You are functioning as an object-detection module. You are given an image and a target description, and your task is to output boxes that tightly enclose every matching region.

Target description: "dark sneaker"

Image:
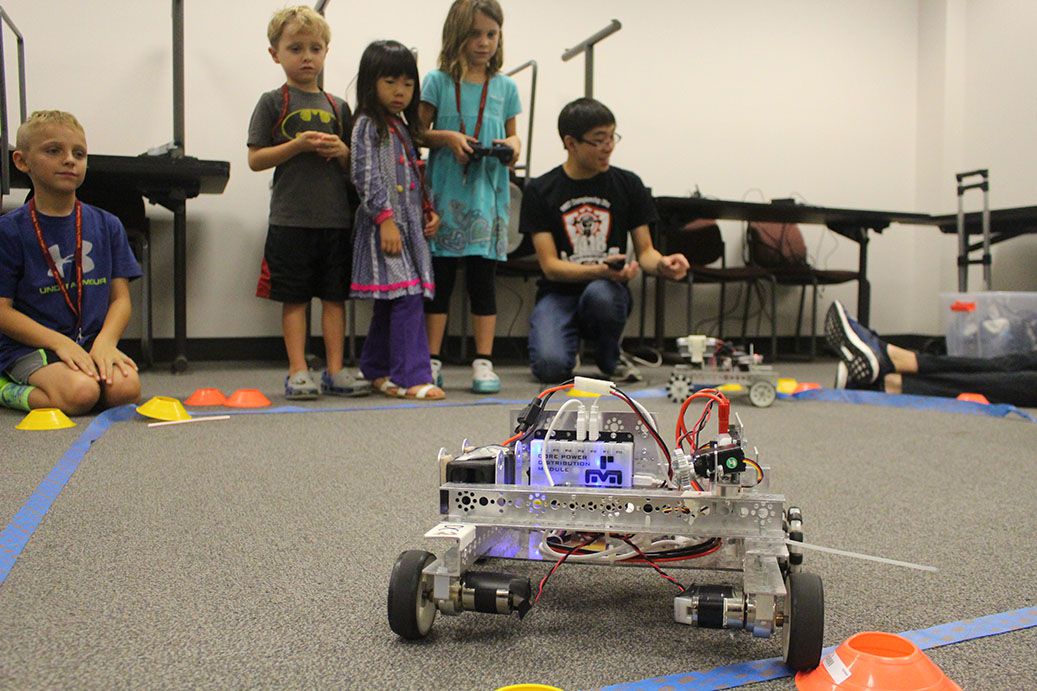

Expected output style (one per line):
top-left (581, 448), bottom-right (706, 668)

top-left (834, 361), bottom-right (882, 391)
top-left (321, 369), bottom-right (372, 397)
top-left (824, 301), bottom-right (893, 384)
top-left (285, 370), bottom-right (320, 400)
top-left (609, 354), bottom-right (644, 383)
top-left (430, 358), bottom-right (444, 388)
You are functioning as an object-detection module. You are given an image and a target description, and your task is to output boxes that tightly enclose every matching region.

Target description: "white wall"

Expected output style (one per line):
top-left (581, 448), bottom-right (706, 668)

top-left (1, 0), bottom-right (1033, 344)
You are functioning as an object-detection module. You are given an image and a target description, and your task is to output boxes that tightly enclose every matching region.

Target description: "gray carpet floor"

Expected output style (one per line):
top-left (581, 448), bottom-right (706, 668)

top-left (0, 360), bottom-right (1034, 690)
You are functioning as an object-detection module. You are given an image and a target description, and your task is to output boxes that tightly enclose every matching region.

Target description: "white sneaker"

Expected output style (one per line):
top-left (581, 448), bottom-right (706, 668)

top-left (471, 358), bottom-right (500, 394)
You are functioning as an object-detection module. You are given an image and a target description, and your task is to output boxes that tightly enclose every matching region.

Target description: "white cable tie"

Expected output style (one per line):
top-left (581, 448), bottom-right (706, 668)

top-left (786, 539), bottom-right (938, 572)
top-left (147, 415), bottom-right (230, 428)
top-left (572, 376), bottom-right (612, 396)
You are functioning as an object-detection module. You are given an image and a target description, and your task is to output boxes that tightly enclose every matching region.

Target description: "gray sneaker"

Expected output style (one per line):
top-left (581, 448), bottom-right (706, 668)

top-left (285, 370), bottom-right (320, 400)
top-left (609, 354), bottom-right (644, 383)
top-left (321, 369), bottom-right (372, 397)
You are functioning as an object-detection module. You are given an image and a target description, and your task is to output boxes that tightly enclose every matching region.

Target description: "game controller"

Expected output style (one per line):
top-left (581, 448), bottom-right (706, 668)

top-left (605, 257), bottom-right (625, 270)
top-left (469, 143), bottom-right (514, 164)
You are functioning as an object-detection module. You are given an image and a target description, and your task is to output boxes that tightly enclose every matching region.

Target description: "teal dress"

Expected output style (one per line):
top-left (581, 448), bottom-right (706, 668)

top-left (421, 70), bottom-right (521, 260)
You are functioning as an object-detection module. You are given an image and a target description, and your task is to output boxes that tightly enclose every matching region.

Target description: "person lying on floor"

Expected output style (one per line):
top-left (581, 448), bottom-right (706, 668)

top-left (825, 300), bottom-right (1037, 408)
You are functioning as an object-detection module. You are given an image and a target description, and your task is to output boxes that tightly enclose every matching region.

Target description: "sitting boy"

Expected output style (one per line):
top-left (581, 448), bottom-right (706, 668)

top-left (519, 98), bottom-right (689, 383)
top-left (0, 110), bottom-right (143, 415)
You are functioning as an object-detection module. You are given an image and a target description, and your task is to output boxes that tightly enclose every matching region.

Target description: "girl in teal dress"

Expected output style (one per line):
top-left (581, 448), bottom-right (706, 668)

top-left (420, 0), bottom-right (521, 394)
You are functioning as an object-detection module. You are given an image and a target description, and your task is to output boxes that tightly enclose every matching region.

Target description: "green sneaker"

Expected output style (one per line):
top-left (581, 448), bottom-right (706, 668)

top-left (471, 358), bottom-right (500, 394)
top-left (0, 374), bottom-right (34, 411)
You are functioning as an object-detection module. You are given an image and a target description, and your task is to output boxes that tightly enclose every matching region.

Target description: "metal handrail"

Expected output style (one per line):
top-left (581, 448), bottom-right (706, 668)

top-left (0, 4), bottom-right (28, 198)
top-left (561, 19), bottom-right (621, 98)
top-left (505, 60), bottom-right (536, 179)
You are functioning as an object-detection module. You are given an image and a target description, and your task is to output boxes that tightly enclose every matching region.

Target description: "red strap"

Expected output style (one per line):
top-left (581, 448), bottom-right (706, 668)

top-left (29, 198), bottom-right (84, 340)
top-left (272, 83), bottom-right (342, 140)
top-left (454, 78), bottom-right (489, 140)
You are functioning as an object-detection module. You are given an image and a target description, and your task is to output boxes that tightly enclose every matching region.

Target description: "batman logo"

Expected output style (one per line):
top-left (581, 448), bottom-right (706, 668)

top-left (280, 108), bottom-right (339, 139)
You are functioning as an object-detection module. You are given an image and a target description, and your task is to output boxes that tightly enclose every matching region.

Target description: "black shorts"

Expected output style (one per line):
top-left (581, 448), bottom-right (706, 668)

top-left (256, 224), bottom-right (351, 302)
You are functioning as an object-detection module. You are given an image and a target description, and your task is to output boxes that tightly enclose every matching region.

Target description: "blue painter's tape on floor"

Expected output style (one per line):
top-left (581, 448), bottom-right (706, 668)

top-left (792, 387), bottom-right (1036, 422)
top-left (601, 606), bottom-right (1037, 690)
top-left (0, 404), bottom-right (138, 587)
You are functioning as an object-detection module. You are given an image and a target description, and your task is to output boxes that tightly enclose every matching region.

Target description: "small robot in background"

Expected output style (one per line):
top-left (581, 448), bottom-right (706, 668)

top-left (667, 335), bottom-right (779, 407)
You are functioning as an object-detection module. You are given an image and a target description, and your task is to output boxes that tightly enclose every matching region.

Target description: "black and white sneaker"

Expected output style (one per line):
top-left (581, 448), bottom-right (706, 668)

top-left (824, 301), bottom-right (894, 385)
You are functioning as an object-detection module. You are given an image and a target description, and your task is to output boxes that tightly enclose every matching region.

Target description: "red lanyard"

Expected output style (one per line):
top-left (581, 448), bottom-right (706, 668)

top-left (454, 77), bottom-right (490, 140)
top-left (29, 198), bottom-right (84, 340)
top-left (273, 83), bottom-right (342, 140)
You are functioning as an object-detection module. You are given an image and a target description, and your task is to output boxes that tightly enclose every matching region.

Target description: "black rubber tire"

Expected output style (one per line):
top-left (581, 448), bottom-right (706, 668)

top-left (388, 550), bottom-right (438, 640)
top-left (782, 571), bottom-right (824, 671)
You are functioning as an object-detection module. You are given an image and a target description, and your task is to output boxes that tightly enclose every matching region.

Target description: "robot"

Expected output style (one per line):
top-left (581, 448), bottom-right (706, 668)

top-left (667, 335), bottom-right (780, 407)
top-left (387, 379), bottom-right (824, 673)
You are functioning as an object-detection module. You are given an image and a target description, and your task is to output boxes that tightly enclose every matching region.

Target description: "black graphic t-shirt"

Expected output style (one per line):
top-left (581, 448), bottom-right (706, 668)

top-left (519, 164), bottom-right (658, 295)
top-left (248, 85), bottom-right (354, 228)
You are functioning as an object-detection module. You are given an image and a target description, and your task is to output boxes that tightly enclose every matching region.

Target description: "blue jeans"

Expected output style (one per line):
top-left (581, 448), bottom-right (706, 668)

top-left (528, 280), bottom-right (632, 383)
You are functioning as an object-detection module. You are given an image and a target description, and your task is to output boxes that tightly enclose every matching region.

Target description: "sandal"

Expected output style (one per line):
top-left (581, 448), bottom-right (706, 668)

top-left (373, 377), bottom-right (403, 398)
top-left (402, 383), bottom-right (446, 400)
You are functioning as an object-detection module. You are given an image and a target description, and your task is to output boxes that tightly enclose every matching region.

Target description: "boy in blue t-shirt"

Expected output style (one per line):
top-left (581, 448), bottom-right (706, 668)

top-left (0, 110), bottom-right (143, 415)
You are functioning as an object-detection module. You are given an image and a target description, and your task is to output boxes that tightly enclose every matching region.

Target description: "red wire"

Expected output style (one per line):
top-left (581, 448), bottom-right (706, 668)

top-left (618, 536), bottom-right (684, 590)
top-left (534, 534), bottom-right (597, 604)
top-left (501, 383), bottom-right (575, 446)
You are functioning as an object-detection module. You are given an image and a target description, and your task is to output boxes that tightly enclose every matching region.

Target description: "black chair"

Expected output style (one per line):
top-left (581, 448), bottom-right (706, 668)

top-left (746, 221), bottom-right (859, 358)
top-left (659, 217), bottom-right (777, 358)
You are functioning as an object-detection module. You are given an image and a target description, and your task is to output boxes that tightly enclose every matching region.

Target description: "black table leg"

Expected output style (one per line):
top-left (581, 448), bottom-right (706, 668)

top-left (172, 198), bottom-right (188, 373)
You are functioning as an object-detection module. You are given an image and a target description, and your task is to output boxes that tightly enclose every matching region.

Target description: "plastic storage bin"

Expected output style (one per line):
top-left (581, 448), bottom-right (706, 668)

top-left (941, 292), bottom-right (1037, 357)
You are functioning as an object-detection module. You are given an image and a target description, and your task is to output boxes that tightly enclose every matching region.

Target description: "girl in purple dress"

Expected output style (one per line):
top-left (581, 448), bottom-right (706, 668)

top-left (350, 40), bottom-right (444, 399)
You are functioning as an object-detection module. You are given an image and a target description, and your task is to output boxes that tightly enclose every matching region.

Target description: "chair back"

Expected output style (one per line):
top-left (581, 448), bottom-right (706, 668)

top-left (747, 222), bottom-right (809, 268)
top-left (664, 218), bottom-right (724, 266)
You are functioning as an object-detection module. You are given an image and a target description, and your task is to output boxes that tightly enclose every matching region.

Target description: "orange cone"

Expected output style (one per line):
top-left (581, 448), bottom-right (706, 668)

top-left (223, 388), bottom-right (271, 408)
top-left (956, 392), bottom-right (989, 404)
top-left (185, 388), bottom-right (227, 406)
top-left (796, 631), bottom-right (960, 690)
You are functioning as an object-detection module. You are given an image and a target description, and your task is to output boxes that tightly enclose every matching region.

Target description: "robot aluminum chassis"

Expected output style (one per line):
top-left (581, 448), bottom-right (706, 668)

top-left (667, 335), bottom-right (780, 407)
top-left (388, 386), bottom-right (824, 672)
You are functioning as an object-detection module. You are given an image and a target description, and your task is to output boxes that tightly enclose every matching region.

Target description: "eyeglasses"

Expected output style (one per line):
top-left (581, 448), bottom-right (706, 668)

top-left (578, 133), bottom-right (621, 148)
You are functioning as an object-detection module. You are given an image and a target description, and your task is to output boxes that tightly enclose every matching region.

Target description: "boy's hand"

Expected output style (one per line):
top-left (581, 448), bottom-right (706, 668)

top-left (292, 130), bottom-right (328, 153)
top-left (317, 136), bottom-right (349, 162)
top-left (380, 220), bottom-right (403, 256)
top-left (423, 211), bottom-right (440, 239)
top-left (54, 337), bottom-right (99, 380)
top-left (604, 259), bottom-right (640, 284)
top-left (444, 132), bottom-right (475, 164)
top-left (657, 253), bottom-right (690, 281)
top-left (89, 342), bottom-right (138, 385)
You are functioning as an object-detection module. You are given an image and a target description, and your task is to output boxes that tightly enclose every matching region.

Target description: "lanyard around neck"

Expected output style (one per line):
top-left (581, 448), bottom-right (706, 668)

top-left (29, 198), bottom-right (84, 337)
top-left (454, 77), bottom-right (490, 140)
top-left (274, 83), bottom-right (342, 139)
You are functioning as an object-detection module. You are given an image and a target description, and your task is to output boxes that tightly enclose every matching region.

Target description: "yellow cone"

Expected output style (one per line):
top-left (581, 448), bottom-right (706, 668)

top-left (136, 396), bottom-right (192, 422)
top-left (17, 408), bottom-right (76, 430)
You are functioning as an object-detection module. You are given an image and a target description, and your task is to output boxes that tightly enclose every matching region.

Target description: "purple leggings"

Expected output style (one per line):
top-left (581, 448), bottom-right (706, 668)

top-left (359, 294), bottom-right (433, 388)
